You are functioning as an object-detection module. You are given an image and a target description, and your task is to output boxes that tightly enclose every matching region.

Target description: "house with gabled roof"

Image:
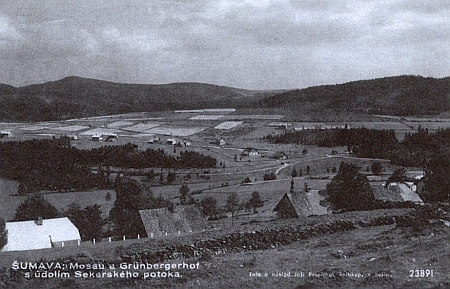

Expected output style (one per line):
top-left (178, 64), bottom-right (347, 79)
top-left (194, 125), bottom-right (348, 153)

top-left (1, 217), bottom-right (81, 252)
top-left (372, 182), bottom-right (423, 204)
top-left (273, 181), bottom-right (329, 219)
top-left (0, 131), bottom-right (12, 138)
top-left (241, 147), bottom-right (260, 157)
top-left (139, 205), bottom-right (206, 237)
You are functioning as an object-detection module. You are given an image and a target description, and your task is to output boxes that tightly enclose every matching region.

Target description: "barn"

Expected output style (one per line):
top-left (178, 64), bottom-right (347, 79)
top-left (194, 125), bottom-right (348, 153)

top-left (1, 217), bottom-right (81, 252)
top-left (139, 205), bottom-right (206, 237)
top-left (274, 185), bottom-right (329, 219)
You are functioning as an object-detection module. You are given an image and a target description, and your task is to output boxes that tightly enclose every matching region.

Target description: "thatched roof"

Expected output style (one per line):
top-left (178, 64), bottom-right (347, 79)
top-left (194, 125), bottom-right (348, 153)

top-left (139, 205), bottom-right (206, 236)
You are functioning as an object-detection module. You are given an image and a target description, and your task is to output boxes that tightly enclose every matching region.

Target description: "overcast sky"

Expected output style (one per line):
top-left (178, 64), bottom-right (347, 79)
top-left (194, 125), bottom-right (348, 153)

top-left (1, 0), bottom-right (449, 89)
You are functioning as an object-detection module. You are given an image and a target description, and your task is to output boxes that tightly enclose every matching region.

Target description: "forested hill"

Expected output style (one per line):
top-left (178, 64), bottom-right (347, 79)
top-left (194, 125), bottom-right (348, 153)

top-left (0, 75), bottom-right (449, 121)
top-left (0, 76), bottom-right (281, 121)
top-left (260, 75), bottom-right (450, 120)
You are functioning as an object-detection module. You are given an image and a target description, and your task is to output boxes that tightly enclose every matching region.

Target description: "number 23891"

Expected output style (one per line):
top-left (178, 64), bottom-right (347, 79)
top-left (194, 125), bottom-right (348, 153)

top-left (409, 270), bottom-right (434, 278)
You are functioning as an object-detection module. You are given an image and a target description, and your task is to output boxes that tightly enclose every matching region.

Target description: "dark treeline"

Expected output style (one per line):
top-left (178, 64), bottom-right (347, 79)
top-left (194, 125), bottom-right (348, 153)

top-left (0, 138), bottom-right (102, 194)
top-left (265, 127), bottom-right (450, 167)
top-left (0, 138), bottom-right (217, 194)
top-left (84, 144), bottom-right (216, 168)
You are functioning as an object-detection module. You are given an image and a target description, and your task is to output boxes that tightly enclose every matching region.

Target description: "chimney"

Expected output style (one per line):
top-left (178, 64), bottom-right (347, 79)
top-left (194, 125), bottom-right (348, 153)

top-left (35, 216), bottom-right (43, 226)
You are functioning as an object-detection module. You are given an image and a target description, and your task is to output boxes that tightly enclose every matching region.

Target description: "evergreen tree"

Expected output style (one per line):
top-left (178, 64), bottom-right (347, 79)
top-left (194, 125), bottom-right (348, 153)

top-left (423, 153), bottom-right (450, 202)
top-left (64, 203), bottom-right (105, 241)
top-left (291, 167), bottom-right (298, 177)
top-left (147, 169), bottom-right (155, 182)
top-left (200, 196), bottom-right (217, 217)
top-left (386, 167), bottom-right (407, 185)
top-left (324, 163), bottom-right (375, 212)
top-left (371, 162), bottom-right (383, 175)
top-left (247, 191), bottom-right (264, 213)
top-left (179, 183), bottom-right (190, 205)
top-left (167, 171), bottom-right (176, 184)
top-left (14, 194), bottom-right (59, 221)
top-left (226, 192), bottom-right (240, 225)
top-left (110, 176), bottom-right (171, 237)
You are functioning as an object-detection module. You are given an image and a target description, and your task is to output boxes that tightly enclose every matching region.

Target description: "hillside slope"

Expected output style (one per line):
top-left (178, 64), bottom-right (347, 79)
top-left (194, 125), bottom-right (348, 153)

top-left (0, 77), bottom-right (279, 121)
top-left (0, 75), bottom-right (449, 121)
top-left (260, 75), bottom-right (450, 120)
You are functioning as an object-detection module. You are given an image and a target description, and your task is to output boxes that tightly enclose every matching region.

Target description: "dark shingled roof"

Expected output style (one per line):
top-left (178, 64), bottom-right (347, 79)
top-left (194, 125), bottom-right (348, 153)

top-left (274, 190), bottom-right (329, 218)
top-left (139, 205), bottom-right (206, 236)
top-left (372, 184), bottom-right (423, 203)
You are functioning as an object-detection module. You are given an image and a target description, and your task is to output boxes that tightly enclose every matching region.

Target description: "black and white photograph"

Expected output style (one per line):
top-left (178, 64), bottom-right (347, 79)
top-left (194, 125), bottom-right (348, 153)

top-left (0, 1), bottom-right (449, 288)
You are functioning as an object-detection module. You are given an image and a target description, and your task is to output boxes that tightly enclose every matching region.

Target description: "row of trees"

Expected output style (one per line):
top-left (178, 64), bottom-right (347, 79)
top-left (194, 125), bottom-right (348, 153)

top-left (199, 191), bottom-right (264, 220)
top-left (86, 144), bottom-right (217, 169)
top-left (0, 139), bottom-right (217, 195)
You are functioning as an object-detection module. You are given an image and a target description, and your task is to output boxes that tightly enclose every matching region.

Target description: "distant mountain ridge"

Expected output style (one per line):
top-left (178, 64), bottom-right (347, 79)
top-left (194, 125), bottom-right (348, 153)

top-left (0, 76), bottom-right (282, 121)
top-left (260, 75), bottom-right (450, 121)
top-left (0, 75), bottom-right (449, 121)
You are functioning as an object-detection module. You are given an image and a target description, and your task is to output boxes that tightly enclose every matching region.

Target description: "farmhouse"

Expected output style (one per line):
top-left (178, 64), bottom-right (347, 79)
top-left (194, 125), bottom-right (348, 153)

top-left (271, 151), bottom-right (289, 160)
top-left (167, 138), bottom-right (177, 145)
top-left (147, 137), bottom-right (160, 144)
top-left (67, 134), bottom-right (78, 140)
top-left (405, 170), bottom-right (425, 180)
top-left (273, 184), bottom-right (329, 219)
top-left (267, 122), bottom-right (292, 129)
top-left (0, 130), bottom-right (12, 138)
top-left (241, 147), bottom-right (260, 157)
top-left (139, 205), bottom-right (206, 237)
top-left (92, 134), bottom-right (103, 141)
top-left (104, 133), bottom-right (118, 142)
top-left (1, 217), bottom-right (81, 252)
top-left (211, 138), bottom-right (226, 146)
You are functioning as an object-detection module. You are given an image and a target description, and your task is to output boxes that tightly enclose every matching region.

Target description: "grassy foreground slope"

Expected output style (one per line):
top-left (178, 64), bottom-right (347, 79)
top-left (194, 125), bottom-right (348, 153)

top-left (1, 207), bottom-right (448, 289)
